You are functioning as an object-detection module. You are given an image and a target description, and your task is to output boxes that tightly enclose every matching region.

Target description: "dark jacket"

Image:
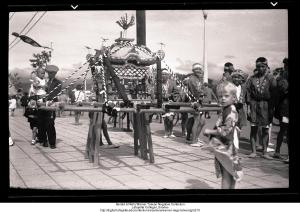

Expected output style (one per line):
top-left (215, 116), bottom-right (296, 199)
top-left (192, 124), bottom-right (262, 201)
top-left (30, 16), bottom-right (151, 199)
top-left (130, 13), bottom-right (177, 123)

top-left (46, 78), bottom-right (62, 102)
top-left (274, 75), bottom-right (288, 119)
top-left (245, 72), bottom-right (277, 125)
top-left (187, 75), bottom-right (204, 100)
top-left (39, 77), bottom-right (62, 119)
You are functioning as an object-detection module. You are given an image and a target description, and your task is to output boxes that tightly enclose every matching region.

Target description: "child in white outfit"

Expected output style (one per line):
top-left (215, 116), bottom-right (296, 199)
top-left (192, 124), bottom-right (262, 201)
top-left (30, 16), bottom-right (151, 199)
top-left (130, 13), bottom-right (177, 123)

top-left (29, 69), bottom-right (47, 102)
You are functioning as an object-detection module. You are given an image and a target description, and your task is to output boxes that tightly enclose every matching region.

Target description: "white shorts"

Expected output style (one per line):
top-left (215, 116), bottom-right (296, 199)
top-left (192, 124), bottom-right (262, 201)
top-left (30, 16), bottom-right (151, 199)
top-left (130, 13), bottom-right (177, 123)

top-left (162, 112), bottom-right (175, 118)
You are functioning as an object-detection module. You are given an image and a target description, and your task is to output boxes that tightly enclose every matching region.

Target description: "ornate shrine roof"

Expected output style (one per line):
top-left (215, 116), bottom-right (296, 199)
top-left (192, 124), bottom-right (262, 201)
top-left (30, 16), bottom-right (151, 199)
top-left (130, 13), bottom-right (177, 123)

top-left (106, 38), bottom-right (164, 80)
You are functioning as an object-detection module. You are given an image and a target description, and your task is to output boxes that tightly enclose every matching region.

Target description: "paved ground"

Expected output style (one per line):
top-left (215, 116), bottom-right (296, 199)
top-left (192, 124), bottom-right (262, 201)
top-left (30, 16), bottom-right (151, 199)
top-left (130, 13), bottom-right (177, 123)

top-left (9, 108), bottom-right (289, 190)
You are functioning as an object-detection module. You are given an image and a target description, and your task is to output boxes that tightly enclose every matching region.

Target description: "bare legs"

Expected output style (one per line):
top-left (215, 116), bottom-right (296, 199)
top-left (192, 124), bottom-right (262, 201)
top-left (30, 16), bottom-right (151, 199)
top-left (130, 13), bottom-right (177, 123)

top-left (249, 126), bottom-right (258, 156)
top-left (163, 115), bottom-right (175, 137)
top-left (249, 126), bottom-right (272, 159)
top-left (75, 111), bottom-right (81, 124)
top-left (275, 121), bottom-right (289, 159)
top-left (181, 113), bottom-right (188, 136)
top-left (221, 166), bottom-right (236, 189)
top-left (191, 114), bottom-right (206, 143)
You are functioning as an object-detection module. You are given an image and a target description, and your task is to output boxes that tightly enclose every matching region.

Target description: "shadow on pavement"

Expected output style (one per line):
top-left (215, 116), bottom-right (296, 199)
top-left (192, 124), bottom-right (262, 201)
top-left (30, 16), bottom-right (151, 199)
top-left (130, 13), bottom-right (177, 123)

top-left (56, 138), bottom-right (63, 143)
top-left (185, 179), bottom-right (213, 189)
top-left (100, 144), bottom-right (135, 157)
top-left (11, 139), bottom-right (24, 144)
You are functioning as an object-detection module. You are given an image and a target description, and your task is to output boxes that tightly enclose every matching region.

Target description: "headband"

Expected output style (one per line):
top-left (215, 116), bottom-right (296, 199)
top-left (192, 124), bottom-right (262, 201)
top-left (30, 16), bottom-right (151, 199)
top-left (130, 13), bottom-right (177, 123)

top-left (162, 69), bottom-right (169, 74)
top-left (192, 63), bottom-right (203, 71)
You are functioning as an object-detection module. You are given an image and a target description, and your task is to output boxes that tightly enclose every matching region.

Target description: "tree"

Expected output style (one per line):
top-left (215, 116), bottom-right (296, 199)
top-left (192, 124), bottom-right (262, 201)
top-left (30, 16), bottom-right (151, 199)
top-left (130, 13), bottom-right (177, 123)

top-left (29, 50), bottom-right (52, 69)
top-left (9, 72), bottom-right (21, 88)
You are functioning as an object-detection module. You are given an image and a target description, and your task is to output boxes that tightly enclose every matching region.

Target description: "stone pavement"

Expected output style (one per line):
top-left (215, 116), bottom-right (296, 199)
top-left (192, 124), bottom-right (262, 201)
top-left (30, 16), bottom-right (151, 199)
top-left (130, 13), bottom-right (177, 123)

top-left (9, 108), bottom-right (289, 190)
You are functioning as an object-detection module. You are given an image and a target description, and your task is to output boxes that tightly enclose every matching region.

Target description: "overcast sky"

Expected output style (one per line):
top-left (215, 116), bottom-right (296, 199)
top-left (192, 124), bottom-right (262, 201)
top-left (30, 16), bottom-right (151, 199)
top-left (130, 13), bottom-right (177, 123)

top-left (8, 10), bottom-right (288, 80)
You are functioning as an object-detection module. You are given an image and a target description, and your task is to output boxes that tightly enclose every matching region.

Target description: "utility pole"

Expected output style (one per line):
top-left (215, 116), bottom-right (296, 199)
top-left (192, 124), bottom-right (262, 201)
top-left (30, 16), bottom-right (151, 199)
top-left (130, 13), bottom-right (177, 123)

top-left (202, 10), bottom-right (208, 83)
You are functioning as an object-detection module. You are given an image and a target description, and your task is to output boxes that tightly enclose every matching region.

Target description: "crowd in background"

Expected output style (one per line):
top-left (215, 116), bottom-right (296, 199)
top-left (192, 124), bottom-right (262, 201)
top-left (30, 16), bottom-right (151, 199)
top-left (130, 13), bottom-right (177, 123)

top-left (9, 57), bottom-right (289, 158)
top-left (9, 57), bottom-right (289, 188)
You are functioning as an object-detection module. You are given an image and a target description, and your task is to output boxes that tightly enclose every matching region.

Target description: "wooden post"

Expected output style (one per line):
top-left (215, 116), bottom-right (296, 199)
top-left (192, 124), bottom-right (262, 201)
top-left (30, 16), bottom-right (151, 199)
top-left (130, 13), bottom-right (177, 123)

top-left (137, 111), bottom-right (147, 159)
top-left (85, 112), bottom-right (98, 162)
top-left (156, 57), bottom-right (162, 108)
top-left (136, 10), bottom-right (146, 46)
top-left (140, 113), bottom-right (149, 160)
top-left (126, 112), bottom-right (130, 131)
top-left (133, 112), bottom-right (139, 156)
top-left (93, 112), bottom-right (103, 166)
top-left (86, 57), bottom-right (106, 166)
top-left (144, 113), bottom-right (154, 163)
top-left (84, 123), bottom-right (92, 160)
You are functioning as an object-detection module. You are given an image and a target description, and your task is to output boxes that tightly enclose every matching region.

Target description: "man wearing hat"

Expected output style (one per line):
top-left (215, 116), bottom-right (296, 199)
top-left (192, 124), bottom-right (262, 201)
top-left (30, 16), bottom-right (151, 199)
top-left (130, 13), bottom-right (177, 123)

top-left (186, 63), bottom-right (206, 147)
top-left (245, 57), bottom-right (277, 159)
top-left (37, 65), bottom-right (62, 149)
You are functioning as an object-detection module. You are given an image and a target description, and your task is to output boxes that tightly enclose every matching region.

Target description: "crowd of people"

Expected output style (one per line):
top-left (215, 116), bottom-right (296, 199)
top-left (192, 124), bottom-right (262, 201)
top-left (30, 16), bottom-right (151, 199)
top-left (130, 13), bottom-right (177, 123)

top-left (9, 56), bottom-right (289, 189)
top-left (147, 57), bottom-right (288, 188)
top-left (154, 58), bottom-right (288, 159)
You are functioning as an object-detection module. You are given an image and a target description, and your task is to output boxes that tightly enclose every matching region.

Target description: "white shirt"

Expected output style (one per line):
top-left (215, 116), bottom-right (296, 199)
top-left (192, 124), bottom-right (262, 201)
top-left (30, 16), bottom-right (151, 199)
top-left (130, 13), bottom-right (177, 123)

top-left (9, 98), bottom-right (17, 109)
top-left (74, 90), bottom-right (85, 102)
top-left (29, 84), bottom-right (36, 97)
top-left (35, 77), bottom-right (46, 96)
top-left (236, 85), bottom-right (241, 101)
top-left (29, 77), bottom-right (47, 96)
